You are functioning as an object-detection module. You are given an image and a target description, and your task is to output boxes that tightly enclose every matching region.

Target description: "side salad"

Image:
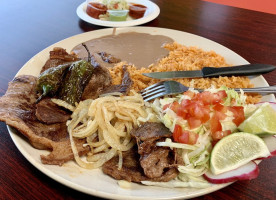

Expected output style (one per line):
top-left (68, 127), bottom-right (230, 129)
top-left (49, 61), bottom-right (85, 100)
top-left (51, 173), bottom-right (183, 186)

top-left (142, 87), bottom-right (276, 188)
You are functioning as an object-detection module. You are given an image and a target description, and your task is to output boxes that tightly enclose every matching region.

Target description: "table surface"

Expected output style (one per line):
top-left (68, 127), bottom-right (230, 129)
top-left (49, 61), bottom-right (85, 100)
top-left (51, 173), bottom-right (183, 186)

top-left (0, 0), bottom-right (275, 199)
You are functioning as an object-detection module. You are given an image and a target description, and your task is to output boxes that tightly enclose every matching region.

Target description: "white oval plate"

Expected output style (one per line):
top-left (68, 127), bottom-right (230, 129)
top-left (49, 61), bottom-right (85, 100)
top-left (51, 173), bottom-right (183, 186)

top-left (76, 0), bottom-right (160, 27)
top-left (10, 27), bottom-right (275, 200)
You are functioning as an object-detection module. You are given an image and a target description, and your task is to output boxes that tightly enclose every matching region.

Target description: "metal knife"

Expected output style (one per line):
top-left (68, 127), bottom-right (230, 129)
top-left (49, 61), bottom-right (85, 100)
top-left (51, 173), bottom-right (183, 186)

top-left (142, 64), bottom-right (276, 79)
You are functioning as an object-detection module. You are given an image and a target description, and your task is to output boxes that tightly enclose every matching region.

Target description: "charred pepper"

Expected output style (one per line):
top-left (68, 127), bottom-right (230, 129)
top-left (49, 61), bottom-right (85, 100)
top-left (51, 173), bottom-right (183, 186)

top-left (59, 43), bottom-right (94, 105)
top-left (36, 62), bottom-right (72, 103)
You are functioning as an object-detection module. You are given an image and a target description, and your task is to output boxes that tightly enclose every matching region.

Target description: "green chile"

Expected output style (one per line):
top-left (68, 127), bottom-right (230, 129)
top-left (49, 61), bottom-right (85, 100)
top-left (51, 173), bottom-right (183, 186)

top-left (36, 63), bottom-right (72, 103)
top-left (59, 59), bottom-right (94, 105)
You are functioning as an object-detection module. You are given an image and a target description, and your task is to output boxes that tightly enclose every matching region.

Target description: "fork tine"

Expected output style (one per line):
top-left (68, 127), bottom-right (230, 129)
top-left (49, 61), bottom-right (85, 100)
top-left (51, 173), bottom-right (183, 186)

top-left (140, 81), bottom-right (164, 93)
top-left (143, 91), bottom-right (168, 102)
top-left (141, 87), bottom-right (166, 99)
top-left (141, 84), bottom-right (165, 95)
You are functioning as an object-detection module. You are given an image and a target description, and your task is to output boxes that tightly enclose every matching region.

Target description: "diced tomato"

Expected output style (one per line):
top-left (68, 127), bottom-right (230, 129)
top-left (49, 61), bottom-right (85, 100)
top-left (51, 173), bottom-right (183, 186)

top-left (173, 124), bottom-right (198, 144)
top-left (196, 91), bottom-right (213, 105)
top-left (178, 130), bottom-right (190, 144)
top-left (210, 110), bottom-right (229, 140)
top-left (210, 114), bottom-right (222, 135)
top-left (196, 90), bottom-right (227, 105)
top-left (180, 99), bottom-right (191, 108)
top-left (212, 130), bottom-right (231, 141)
top-left (185, 101), bottom-right (210, 123)
top-left (173, 124), bottom-right (182, 142)
top-left (163, 103), bottom-right (170, 110)
top-left (177, 98), bottom-right (211, 126)
top-left (215, 90), bottom-right (227, 101)
top-left (215, 110), bottom-right (227, 120)
top-left (185, 102), bottom-right (197, 117)
top-left (213, 103), bottom-right (227, 113)
top-left (163, 101), bottom-right (181, 112)
top-left (177, 108), bottom-right (188, 119)
top-left (194, 105), bottom-right (210, 123)
top-left (210, 111), bottom-right (226, 132)
top-left (188, 117), bottom-right (202, 129)
top-left (183, 90), bottom-right (195, 98)
top-left (228, 106), bottom-right (245, 126)
top-left (170, 101), bottom-right (180, 113)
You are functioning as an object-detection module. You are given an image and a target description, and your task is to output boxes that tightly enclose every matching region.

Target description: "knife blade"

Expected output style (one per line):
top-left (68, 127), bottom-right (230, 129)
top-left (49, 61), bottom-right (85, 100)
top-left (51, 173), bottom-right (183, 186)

top-left (142, 64), bottom-right (276, 79)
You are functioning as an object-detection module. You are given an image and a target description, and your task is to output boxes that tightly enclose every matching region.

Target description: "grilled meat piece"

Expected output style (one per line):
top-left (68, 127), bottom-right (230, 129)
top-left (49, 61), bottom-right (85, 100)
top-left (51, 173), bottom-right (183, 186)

top-left (35, 98), bottom-right (71, 124)
top-left (102, 148), bottom-right (147, 183)
top-left (81, 57), bottom-right (113, 100)
top-left (40, 47), bottom-right (79, 73)
top-left (103, 122), bottom-right (178, 182)
top-left (140, 148), bottom-right (173, 178)
top-left (131, 122), bottom-right (178, 180)
top-left (102, 147), bottom-right (178, 183)
top-left (0, 75), bottom-right (89, 165)
top-left (131, 122), bottom-right (172, 154)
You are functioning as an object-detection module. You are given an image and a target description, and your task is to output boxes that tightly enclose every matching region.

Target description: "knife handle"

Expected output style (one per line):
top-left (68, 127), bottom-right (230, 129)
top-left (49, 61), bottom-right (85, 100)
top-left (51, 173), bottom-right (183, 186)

top-left (202, 64), bottom-right (276, 77)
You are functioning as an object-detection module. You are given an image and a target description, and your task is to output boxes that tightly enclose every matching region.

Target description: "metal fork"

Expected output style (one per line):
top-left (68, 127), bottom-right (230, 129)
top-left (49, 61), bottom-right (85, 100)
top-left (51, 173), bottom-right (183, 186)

top-left (140, 80), bottom-right (276, 102)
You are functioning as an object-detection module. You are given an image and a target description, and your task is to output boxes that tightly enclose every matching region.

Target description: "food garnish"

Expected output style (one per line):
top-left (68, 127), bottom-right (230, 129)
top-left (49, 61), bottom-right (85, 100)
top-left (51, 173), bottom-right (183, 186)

top-left (238, 102), bottom-right (276, 135)
top-left (204, 161), bottom-right (259, 184)
top-left (209, 132), bottom-right (270, 175)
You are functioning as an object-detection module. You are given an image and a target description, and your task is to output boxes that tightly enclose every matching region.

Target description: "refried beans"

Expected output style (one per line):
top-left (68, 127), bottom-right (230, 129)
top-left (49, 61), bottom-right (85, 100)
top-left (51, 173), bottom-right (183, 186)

top-left (71, 32), bottom-right (174, 69)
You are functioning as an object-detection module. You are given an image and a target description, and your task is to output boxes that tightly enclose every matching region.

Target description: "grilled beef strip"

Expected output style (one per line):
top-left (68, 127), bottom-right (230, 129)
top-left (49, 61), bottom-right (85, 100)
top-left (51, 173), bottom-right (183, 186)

top-left (0, 75), bottom-right (89, 165)
top-left (40, 47), bottom-right (79, 73)
top-left (131, 122), bottom-right (178, 180)
top-left (103, 122), bottom-right (178, 183)
top-left (102, 146), bottom-right (178, 183)
top-left (102, 147), bottom-right (148, 183)
top-left (81, 56), bottom-right (113, 100)
top-left (35, 98), bottom-right (71, 124)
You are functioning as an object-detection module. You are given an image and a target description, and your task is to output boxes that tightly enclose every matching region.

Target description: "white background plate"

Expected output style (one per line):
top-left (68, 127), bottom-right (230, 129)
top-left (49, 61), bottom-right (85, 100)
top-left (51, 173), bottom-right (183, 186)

top-left (76, 0), bottom-right (160, 27)
top-left (10, 27), bottom-right (275, 200)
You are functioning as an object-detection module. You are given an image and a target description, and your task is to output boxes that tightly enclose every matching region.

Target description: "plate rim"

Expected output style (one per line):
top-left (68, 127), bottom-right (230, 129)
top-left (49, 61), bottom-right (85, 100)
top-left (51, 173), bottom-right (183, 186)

top-left (76, 0), bottom-right (160, 27)
top-left (9, 27), bottom-right (276, 200)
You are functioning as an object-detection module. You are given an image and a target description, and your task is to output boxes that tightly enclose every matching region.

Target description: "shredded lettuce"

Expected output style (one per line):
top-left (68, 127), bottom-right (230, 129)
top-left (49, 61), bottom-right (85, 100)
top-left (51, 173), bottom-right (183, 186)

top-left (219, 86), bottom-right (246, 106)
top-left (156, 131), bottom-right (212, 182)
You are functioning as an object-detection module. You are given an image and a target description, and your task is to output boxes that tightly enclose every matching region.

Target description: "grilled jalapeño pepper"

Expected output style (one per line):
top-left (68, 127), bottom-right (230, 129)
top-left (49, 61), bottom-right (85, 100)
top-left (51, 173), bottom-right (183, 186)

top-left (59, 43), bottom-right (94, 105)
top-left (36, 62), bottom-right (72, 103)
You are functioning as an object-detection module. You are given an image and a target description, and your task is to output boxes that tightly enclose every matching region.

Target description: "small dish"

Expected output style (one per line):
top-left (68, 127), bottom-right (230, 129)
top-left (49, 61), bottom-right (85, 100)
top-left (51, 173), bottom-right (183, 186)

top-left (129, 3), bottom-right (147, 19)
top-left (86, 2), bottom-right (107, 19)
top-left (76, 0), bottom-right (160, 27)
top-left (108, 10), bottom-right (129, 21)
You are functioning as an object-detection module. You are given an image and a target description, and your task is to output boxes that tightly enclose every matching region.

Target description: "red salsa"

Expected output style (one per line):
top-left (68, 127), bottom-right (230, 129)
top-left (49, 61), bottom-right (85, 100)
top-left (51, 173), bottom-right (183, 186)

top-left (86, 2), bottom-right (107, 19)
top-left (129, 3), bottom-right (147, 19)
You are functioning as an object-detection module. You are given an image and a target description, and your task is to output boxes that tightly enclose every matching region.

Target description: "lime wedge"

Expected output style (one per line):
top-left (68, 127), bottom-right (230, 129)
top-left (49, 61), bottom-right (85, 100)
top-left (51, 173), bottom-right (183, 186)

top-left (210, 132), bottom-right (270, 175)
top-left (238, 103), bottom-right (276, 135)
